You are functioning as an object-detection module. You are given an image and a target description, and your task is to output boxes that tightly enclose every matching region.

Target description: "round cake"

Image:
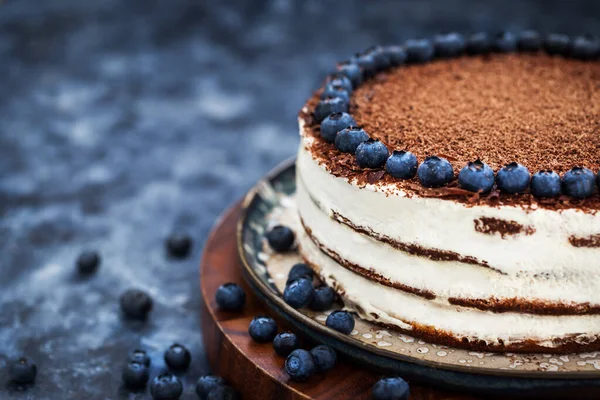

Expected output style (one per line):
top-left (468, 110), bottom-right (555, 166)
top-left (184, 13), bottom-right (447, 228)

top-left (295, 32), bottom-right (600, 353)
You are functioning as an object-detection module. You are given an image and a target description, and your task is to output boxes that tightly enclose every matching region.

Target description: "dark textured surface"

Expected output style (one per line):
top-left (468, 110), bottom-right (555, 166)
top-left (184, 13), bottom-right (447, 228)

top-left (0, 1), bottom-right (599, 399)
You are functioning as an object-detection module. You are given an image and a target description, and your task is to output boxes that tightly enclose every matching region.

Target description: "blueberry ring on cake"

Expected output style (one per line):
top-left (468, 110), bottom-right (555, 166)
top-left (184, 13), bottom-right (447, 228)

top-left (295, 31), bottom-right (600, 353)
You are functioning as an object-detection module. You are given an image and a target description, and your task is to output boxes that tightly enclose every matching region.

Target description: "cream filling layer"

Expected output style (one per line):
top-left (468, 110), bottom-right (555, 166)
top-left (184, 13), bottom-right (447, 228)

top-left (296, 177), bottom-right (600, 306)
top-left (297, 127), bottom-right (600, 276)
top-left (295, 217), bottom-right (600, 347)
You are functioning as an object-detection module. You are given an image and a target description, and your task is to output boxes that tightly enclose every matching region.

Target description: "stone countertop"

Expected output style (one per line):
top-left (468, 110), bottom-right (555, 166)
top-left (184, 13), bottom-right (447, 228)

top-left (0, 0), bottom-right (598, 398)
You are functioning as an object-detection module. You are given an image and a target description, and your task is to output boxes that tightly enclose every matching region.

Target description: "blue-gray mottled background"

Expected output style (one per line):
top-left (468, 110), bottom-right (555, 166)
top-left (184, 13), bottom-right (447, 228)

top-left (0, 0), bottom-right (599, 399)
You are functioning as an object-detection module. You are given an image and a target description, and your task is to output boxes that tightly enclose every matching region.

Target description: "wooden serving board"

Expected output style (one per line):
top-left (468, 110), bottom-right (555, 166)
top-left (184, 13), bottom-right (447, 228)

top-left (199, 203), bottom-right (477, 400)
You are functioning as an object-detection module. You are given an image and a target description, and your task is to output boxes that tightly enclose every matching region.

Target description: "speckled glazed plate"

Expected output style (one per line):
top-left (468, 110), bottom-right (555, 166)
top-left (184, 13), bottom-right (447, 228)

top-left (237, 158), bottom-right (600, 398)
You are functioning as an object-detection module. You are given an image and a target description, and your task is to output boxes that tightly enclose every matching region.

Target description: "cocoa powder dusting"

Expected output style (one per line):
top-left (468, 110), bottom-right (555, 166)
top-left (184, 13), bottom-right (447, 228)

top-left (300, 53), bottom-right (600, 210)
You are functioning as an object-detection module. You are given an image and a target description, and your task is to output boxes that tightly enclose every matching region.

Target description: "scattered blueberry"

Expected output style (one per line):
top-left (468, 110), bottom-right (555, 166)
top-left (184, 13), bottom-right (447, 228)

top-left (325, 310), bottom-right (355, 334)
top-left (283, 278), bottom-right (315, 309)
top-left (326, 74), bottom-right (353, 94)
top-left (372, 377), bottom-right (410, 400)
top-left (364, 46), bottom-right (391, 71)
top-left (517, 30), bottom-right (542, 51)
top-left (266, 225), bottom-right (295, 252)
top-left (321, 84), bottom-right (350, 103)
top-left (164, 343), bottom-right (191, 371)
top-left (466, 32), bottom-right (491, 54)
top-left (196, 375), bottom-right (225, 400)
top-left (310, 345), bottom-right (337, 373)
top-left (120, 289), bottom-right (153, 320)
top-left (248, 316), bottom-right (278, 343)
top-left (207, 385), bottom-right (238, 400)
top-left (458, 160), bottom-right (495, 193)
top-left (285, 349), bottom-right (316, 382)
top-left (166, 232), bottom-right (192, 258)
top-left (76, 250), bottom-right (100, 275)
top-left (122, 361), bottom-right (149, 389)
top-left (286, 263), bottom-right (314, 285)
top-left (385, 150), bottom-right (418, 179)
top-left (356, 139), bottom-right (389, 169)
top-left (433, 32), bottom-right (465, 58)
top-left (215, 283), bottom-right (246, 312)
top-left (496, 162), bottom-right (531, 193)
top-left (150, 373), bottom-right (183, 400)
top-left (493, 31), bottom-right (517, 52)
top-left (562, 167), bottom-right (596, 199)
top-left (313, 96), bottom-right (349, 122)
top-left (405, 38), bottom-right (434, 63)
top-left (128, 349), bottom-right (151, 367)
top-left (354, 52), bottom-right (377, 79)
top-left (335, 61), bottom-right (362, 88)
top-left (320, 112), bottom-right (356, 143)
top-left (417, 156), bottom-right (454, 188)
top-left (335, 127), bottom-right (369, 154)
top-left (273, 332), bottom-right (300, 357)
top-left (9, 357), bottom-right (37, 384)
top-left (544, 33), bottom-right (570, 55)
top-left (530, 170), bottom-right (562, 198)
top-left (570, 35), bottom-right (600, 60)
top-left (309, 286), bottom-right (335, 312)
top-left (384, 45), bottom-right (407, 66)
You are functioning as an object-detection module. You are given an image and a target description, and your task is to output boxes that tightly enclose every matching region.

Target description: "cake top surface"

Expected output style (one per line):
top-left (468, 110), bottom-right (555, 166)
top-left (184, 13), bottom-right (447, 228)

top-left (301, 53), bottom-right (600, 210)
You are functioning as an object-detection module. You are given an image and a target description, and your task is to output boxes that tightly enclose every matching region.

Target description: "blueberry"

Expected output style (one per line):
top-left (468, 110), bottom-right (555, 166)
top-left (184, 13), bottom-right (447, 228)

top-left (320, 112), bottom-right (356, 143)
top-left (287, 263), bottom-right (314, 285)
top-left (325, 310), bottom-right (355, 334)
top-left (384, 45), bottom-right (407, 66)
top-left (128, 349), bottom-right (151, 367)
top-left (493, 31), bottom-right (517, 53)
top-left (433, 33), bottom-right (466, 58)
top-left (458, 160), bottom-right (495, 193)
top-left (164, 343), bottom-right (191, 371)
top-left (215, 283), bottom-right (246, 311)
top-left (530, 170), bottom-right (562, 198)
top-left (372, 377), bottom-right (410, 400)
top-left (266, 225), bottom-right (295, 252)
top-left (150, 373), bottom-right (183, 400)
top-left (466, 32), bottom-right (491, 55)
top-left (283, 278), bottom-right (315, 309)
top-left (356, 139), bottom-right (389, 169)
top-left (326, 74), bottom-right (353, 94)
top-left (166, 232), bottom-right (192, 258)
top-left (120, 289), bottom-right (153, 320)
top-left (310, 345), bottom-right (337, 373)
top-left (195, 375), bottom-right (225, 400)
top-left (273, 332), bottom-right (300, 357)
top-left (122, 361), bottom-right (149, 389)
top-left (76, 250), bottom-right (100, 275)
top-left (570, 35), bottom-right (600, 60)
top-left (321, 84), bottom-right (350, 103)
top-left (517, 30), bottom-right (542, 51)
top-left (248, 316), bottom-right (278, 343)
top-left (364, 46), bottom-right (391, 71)
top-left (544, 33), bottom-right (570, 55)
top-left (207, 385), bottom-right (238, 400)
top-left (335, 61), bottom-right (362, 88)
top-left (405, 38), bottom-right (434, 63)
top-left (9, 356), bottom-right (37, 384)
top-left (354, 52), bottom-right (377, 79)
top-left (313, 96), bottom-right (349, 122)
top-left (562, 167), bottom-right (596, 199)
top-left (417, 156), bottom-right (454, 188)
top-left (496, 162), bottom-right (531, 193)
top-left (385, 150), bottom-right (418, 179)
top-left (285, 349), bottom-right (316, 382)
top-left (335, 127), bottom-right (369, 154)
top-left (309, 286), bottom-right (335, 312)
